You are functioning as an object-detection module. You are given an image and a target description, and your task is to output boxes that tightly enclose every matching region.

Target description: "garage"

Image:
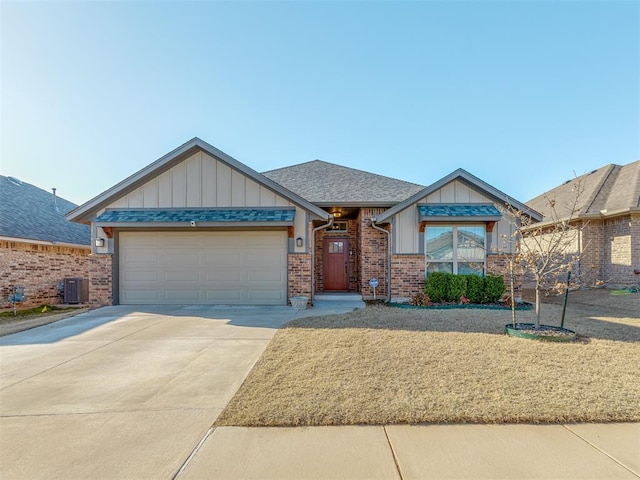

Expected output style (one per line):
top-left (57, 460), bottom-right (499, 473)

top-left (118, 230), bottom-right (287, 305)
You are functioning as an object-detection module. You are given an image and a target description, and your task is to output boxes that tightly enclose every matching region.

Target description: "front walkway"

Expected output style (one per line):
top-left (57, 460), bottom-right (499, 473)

top-left (180, 423), bottom-right (640, 479)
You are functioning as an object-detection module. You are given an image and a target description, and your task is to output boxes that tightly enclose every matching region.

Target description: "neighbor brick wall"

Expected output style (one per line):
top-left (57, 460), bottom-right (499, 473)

top-left (89, 254), bottom-right (113, 307)
top-left (603, 214), bottom-right (638, 285)
top-left (391, 254), bottom-right (425, 300)
top-left (359, 208), bottom-right (389, 299)
top-left (486, 253), bottom-right (523, 298)
top-left (579, 220), bottom-right (604, 286)
top-left (288, 253), bottom-right (312, 305)
top-left (0, 240), bottom-right (90, 307)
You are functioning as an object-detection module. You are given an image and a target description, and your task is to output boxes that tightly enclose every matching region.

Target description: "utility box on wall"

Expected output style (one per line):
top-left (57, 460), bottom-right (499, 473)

top-left (64, 277), bottom-right (89, 304)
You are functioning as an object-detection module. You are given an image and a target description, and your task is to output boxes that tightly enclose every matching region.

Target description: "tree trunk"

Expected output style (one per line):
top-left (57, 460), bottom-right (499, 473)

top-left (535, 286), bottom-right (542, 329)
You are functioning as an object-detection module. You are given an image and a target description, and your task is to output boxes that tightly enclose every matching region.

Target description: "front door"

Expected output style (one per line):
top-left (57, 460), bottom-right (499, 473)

top-left (323, 238), bottom-right (348, 290)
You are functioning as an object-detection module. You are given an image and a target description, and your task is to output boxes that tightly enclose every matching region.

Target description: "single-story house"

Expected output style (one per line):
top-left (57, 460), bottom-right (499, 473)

top-left (0, 175), bottom-right (91, 307)
top-left (66, 138), bottom-right (541, 306)
top-left (526, 160), bottom-right (640, 287)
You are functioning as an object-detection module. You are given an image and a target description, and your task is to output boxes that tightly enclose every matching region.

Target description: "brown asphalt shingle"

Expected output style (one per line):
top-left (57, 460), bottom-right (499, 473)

top-left (526, 160), bottom-right (640, 220)
top-left (263, 160), bottom-right (425, 204)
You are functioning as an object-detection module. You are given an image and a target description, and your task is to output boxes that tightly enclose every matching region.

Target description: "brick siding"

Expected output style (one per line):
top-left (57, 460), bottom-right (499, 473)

top-left (390, 254), bottom-right (425, 300)
top-left (288, 253), bottom-right (312, 305)
top-left (0, 240), bottom-right (90, 307)
top-left (603, 214), bottom-right (639, 285)
top-left (579, 220), bottom-right (603, 286)
top-left (359, 208), bottom-right (389, 299)
top-left (89, 254), bottom-right (113, 307)
top-left (486, 253), bottom-right (523, 299)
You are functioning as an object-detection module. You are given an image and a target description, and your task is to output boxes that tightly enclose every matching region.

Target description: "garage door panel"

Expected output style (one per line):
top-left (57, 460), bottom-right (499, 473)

top-left (205, 290), bottom-right (244, 302)
top-left (165, 270), bottom-right (200, 282)
top-left (164, 290), bottom-right (202, 302)
top-left (119, 231), bottom-right (287, 305)
top-left (121, 289), bottom-right (160, 303)
top-left (248, 271), bottom-right (284, 282)
top-left (165, 253), bottom-right (200, 267)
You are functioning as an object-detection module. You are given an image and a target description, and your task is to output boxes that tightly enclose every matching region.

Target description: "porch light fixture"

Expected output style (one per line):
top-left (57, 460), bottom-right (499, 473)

top-left (95, 238), bottom-right (105, 247)
top-left (296, 237), bottom-right (304, 247)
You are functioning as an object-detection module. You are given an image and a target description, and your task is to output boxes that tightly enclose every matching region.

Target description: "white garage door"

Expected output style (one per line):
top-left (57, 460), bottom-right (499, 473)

top-left (119, 231), bottom-right (287, 305)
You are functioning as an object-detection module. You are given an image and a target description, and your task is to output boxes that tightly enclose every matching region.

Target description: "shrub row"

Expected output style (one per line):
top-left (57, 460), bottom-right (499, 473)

top-left (424, 272), bottom-right (505, 303)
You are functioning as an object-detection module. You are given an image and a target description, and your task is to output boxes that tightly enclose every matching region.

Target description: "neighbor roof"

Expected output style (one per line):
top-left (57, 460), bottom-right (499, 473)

top-left (263, 160), bottom-right (425, 205)
top-left (526, 160), bottom-right (640, 221)
top-left (0, 175), bottom-right (90, 245)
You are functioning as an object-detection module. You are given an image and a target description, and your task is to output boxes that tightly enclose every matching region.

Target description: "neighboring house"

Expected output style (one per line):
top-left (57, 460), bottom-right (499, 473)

top-left (0, 175), bottom-right (91, 307)
top-left (526, 160), bottom-right (640, 287)
top-left (66, 138), bottom-right (540, 306)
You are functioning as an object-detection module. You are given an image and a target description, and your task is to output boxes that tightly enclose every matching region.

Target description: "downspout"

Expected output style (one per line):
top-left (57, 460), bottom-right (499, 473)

top-left (370, 218), bottom-right (392, 302)
top-left (311, 214), bottom-right (334, 304)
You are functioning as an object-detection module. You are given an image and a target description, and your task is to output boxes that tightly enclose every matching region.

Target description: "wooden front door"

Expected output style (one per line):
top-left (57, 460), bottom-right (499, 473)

top-left (323, 238), bottom-right (348, 291)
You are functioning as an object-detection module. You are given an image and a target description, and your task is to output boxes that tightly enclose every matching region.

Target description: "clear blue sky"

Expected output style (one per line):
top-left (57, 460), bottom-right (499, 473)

top-left (1, 0), bottom-right (638, 206)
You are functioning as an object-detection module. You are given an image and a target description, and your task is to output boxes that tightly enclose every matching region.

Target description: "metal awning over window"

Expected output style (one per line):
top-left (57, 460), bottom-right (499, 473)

top-left (418, 204), bottom-right (502, 222)
top-left (94, 207), bottom-right (295, 227)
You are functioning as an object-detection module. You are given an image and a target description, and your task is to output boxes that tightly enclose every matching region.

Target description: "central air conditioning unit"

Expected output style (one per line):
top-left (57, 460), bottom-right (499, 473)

top-left (64, 277), bottom-right (89, 304)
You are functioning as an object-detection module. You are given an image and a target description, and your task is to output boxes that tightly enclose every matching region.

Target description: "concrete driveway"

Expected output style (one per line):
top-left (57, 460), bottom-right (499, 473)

top-left (0, 302), bottom-right (362, 479)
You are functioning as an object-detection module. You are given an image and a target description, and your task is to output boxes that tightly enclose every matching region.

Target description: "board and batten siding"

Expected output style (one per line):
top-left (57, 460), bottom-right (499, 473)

top-left (394, 179), bottom-right (516, 254)
top-left (96, 151), bottom-right (307, 252)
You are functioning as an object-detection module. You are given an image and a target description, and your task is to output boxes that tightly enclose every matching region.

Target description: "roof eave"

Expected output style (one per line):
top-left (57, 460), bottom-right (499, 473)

top-left (0, 235), bottom-right (91, 249)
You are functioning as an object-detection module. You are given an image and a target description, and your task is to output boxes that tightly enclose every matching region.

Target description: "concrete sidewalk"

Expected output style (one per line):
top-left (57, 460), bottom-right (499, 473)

top-left (179, 423), bottom-right (640, 479)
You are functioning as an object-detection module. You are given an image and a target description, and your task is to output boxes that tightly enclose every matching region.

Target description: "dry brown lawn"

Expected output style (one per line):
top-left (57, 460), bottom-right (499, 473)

top-left (216, 290), bottom-right (640, 426)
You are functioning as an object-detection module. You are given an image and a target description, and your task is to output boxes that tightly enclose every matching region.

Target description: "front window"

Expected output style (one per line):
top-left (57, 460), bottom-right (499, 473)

top-left (426, 225), bottom-right (485, 275)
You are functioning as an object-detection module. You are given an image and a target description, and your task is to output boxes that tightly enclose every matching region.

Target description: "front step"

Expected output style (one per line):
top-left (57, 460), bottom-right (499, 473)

top-left (314, 293), bottom-right (363, 302)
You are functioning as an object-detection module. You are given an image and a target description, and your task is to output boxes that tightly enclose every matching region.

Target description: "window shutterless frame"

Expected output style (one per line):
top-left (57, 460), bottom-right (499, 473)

top-left (425, 224), bottom-right (486, 276)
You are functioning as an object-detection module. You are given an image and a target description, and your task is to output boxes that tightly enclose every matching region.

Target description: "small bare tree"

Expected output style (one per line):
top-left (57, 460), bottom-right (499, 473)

top-left (502, 176), bottom-right (591, 328)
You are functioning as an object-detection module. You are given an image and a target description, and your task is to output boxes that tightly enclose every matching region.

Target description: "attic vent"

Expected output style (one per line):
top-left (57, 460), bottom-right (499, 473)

top-left (563, 180), bottom-right (572, 185)
top-left (7, 176), bottom-right (23, 186)
top-left (589, 169), bottom-right (597, 174)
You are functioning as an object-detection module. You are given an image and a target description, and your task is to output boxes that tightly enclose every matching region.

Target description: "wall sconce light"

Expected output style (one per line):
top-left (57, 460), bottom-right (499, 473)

top-left (296, 237), bottom-right (304, 247)
top-left (95, 238), bottom-right (105, 248)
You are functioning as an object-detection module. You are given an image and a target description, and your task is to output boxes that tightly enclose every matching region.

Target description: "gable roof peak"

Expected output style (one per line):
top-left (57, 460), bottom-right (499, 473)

top-left (66, 138), bottom-right (330, 223)
top-left (263, 159), bottom-right (425, 204)
top-left (374, 168), bottom-right (541, 223)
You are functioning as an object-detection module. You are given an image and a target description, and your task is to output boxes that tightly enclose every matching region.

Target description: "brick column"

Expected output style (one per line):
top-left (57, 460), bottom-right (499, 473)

top-left (288, 253), bottom-right (312, 305)
top-left (359, 208), bottom-right (389, 299)
top-left (89, 254), bottom-right (113, 306)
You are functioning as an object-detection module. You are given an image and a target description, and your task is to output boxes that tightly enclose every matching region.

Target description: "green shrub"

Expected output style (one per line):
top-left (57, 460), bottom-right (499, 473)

top-left (449, 275), bottom-right (467, 302)
top-left (424, 271), bottom-right (450, 303)
top-left (483, 275), bottom-right (506, 303)
top-left (466, 275), bottom-right (484, 303)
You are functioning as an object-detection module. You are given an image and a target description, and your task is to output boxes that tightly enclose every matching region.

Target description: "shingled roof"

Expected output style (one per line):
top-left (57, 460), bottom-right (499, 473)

top-left (263, 160), bottom-right (425, 205)
top-left (0, 175), bottom-right (90, 245)
top-left (526, 160), bottom-right (640, 221)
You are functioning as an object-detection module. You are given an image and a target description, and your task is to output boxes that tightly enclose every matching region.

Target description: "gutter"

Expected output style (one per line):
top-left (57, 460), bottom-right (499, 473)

top-left (370, 217), bottom-right (391, 302)
top-left (310, 215), bottom-right (334, 304)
